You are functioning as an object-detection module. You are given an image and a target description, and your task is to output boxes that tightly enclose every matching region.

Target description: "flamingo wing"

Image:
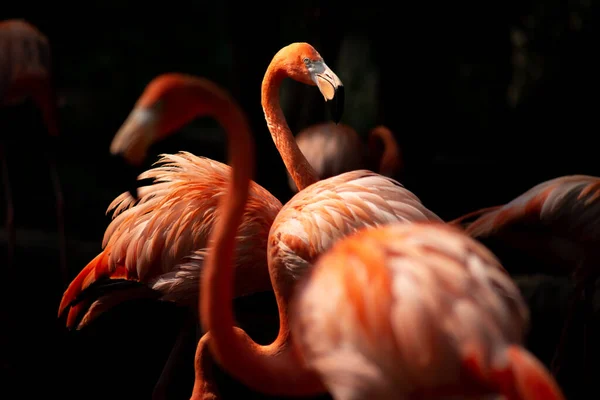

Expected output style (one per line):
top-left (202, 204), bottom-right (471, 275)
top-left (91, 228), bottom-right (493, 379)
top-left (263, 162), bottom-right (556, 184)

top-left (271, 170), bottom-right (442, 281)
top-left (59, 151), bottom-right (281, 328)
top-left (460, 175), bottom-right (600, 275)
top-left (466, 175), bottom-right (600, 239)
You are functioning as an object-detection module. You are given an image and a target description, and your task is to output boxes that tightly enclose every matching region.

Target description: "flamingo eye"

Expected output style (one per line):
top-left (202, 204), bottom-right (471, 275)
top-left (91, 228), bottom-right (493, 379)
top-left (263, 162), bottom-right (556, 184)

top-left (303, 57), bottom-right (310, 64)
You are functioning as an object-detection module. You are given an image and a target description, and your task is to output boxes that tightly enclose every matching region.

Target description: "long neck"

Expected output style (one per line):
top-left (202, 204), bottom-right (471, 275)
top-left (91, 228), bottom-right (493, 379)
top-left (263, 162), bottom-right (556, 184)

top-left (26, 74), bottom-right (60, 137)
top-left (200, 88), bottom-right (324, 397)
top-left (369, 126), bottom-right (401, 176)
top-left (190, 333), bottom-right (220, 400)
top-left (261, 63), bottom-right (319, 191)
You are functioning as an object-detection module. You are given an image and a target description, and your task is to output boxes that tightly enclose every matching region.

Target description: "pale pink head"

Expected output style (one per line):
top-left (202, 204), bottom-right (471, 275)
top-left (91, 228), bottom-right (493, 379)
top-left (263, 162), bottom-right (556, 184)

top-left (109, 73), bottom-right (232, 199)
top-left (109, 73), bottom-right (228, 166)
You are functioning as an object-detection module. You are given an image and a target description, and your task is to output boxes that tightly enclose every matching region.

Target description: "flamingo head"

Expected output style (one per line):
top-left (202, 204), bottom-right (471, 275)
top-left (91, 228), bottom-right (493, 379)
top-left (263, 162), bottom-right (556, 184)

top-left (109, 73), bottom-right (225, 200)
top-left (276, 42), bottom-right (345, 123)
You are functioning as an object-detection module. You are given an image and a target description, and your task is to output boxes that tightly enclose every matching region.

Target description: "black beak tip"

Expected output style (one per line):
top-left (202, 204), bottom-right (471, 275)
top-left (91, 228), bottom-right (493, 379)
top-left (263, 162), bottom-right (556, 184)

top-left (128, 188), bottom-right (140, 202)
top-left (328, 85), bottom-right (345, 124)
top-left (110, 151), bottom-right (143, 202)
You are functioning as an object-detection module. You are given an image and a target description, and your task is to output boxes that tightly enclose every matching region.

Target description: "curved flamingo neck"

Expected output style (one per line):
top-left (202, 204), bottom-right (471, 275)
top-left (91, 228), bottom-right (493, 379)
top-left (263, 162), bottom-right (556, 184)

top-left (191, 333), bottom-right (220, 400)
top-left (199, 86), bottom-right (255, 335)
top-left (369, 126), bottom-right (400, 176)
top-left (200, 79), bottom-right (324, 396)
top-left (261, 60), bottom-right (319, 192)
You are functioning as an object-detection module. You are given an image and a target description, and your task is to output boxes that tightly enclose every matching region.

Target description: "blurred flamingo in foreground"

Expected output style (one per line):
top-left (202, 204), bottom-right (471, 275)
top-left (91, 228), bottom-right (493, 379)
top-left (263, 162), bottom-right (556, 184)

top-left (287, 122), bottom-right (402, 192)
top-left (193, 42), bottom-right (442, 399)
top-left (449, 175), bottom-right (600, 382)
top-left (0, 19), bottom-right (65, 280)
top-left (292, 222), bottom-right (565, 399)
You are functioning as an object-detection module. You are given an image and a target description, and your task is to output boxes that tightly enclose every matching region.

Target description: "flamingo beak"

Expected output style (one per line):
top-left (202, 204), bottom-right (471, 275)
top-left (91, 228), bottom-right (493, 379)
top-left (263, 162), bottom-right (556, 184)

top-left (109, 152), bottom-right (145, 202)
top-left (310, 61), bottom-right (344, 124)
top-left (109, 107), bottom-right (158, 201)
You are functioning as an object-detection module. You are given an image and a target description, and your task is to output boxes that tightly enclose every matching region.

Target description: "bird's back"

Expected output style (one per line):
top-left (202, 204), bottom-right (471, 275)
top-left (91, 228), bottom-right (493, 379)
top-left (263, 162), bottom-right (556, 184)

top-left (104, 152), bottom-right (282, 286)
top-left (292, 222), bottom-right (530, 399)
top-left (59, 152), bottom-right (282, 327)
top-left (271, 170), bottom-right (442, 285)
top-left (462, 175), bottom-right (600, 275)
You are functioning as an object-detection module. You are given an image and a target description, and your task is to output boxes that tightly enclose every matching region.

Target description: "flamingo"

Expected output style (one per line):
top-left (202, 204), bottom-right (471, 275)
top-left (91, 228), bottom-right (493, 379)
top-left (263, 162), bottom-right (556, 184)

top-left (192, 42), bottom-right (443, 399)
top-left (290, 222), bottom-right (566, 399)
top-left (448, 175), bottom-right (600, 383)
top-left (0, 19), bottom-right (65, 280)
top-left (287, 122), bottom-right (402, 192)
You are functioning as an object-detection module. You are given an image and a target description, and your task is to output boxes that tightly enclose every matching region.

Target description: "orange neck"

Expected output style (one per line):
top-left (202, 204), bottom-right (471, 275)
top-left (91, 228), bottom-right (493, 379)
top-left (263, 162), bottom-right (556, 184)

top-left (261, 60), bottom-right (319, 192)
top-left (200, 78), bottom-right (324, 396)
top-left (190, 333), bottom-right (220, 400)
top-left (199, 86), bottom-right (255, 339)
top-left (368, 126), bottom-right (400, 177)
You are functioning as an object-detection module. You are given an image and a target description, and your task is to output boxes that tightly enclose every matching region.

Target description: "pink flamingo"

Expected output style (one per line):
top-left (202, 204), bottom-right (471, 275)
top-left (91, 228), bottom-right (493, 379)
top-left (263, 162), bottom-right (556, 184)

top-left (192, 42), bottom-right (442, 399)
top-left (0, 19), bottom-right (65, 280)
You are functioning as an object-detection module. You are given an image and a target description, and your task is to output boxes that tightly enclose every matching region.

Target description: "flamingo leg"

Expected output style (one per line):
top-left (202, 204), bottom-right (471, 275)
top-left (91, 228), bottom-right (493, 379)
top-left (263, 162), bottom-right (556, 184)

top-left (0, 143), bottom-right (15, 272)
top-left (582, 279), bottom-right (595, 390)
top-left (550, 280), bottom-right (584, 378)
top-left (152, 311), bottom-right (200, 400)
top-left (46, 151), bottom-right (67, 285)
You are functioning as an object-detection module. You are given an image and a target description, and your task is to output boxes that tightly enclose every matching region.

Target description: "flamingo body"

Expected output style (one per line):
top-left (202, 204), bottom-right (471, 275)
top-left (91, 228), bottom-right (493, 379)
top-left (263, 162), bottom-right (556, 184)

top-left (273, 169), bottom-right (441, 285)
top-left (453, 175), bottom-right (600, 275)
top-left (292, 222), bottom-right (563, 400)
top-left (59, 151), bottom-right (281, 328)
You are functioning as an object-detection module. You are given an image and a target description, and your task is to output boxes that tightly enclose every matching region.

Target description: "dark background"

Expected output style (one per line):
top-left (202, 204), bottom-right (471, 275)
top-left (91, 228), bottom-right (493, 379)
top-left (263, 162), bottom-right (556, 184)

top-left (1, 2), bottom-right (598, 399)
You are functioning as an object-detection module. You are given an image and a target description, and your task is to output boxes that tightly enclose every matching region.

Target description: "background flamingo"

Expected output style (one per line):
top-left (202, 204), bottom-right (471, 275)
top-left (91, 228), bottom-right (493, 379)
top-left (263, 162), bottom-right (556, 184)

top-left (291, 222), bottom-right (565, 399)
top-left (0, 18), bottom-right (65, 280)
top-left (449, 175), bottom-right (600, 389)
top-left (287, 122), bottom-right (402, 192)
top-left (194, 42), bottom-right (443, 399)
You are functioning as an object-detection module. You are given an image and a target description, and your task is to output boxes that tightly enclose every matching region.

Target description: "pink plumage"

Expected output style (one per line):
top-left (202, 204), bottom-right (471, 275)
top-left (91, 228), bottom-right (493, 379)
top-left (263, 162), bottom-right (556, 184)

top-left (291, 222), bottom-right (563, 400)
top-left (58, 151), bottom-right (282, 329)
